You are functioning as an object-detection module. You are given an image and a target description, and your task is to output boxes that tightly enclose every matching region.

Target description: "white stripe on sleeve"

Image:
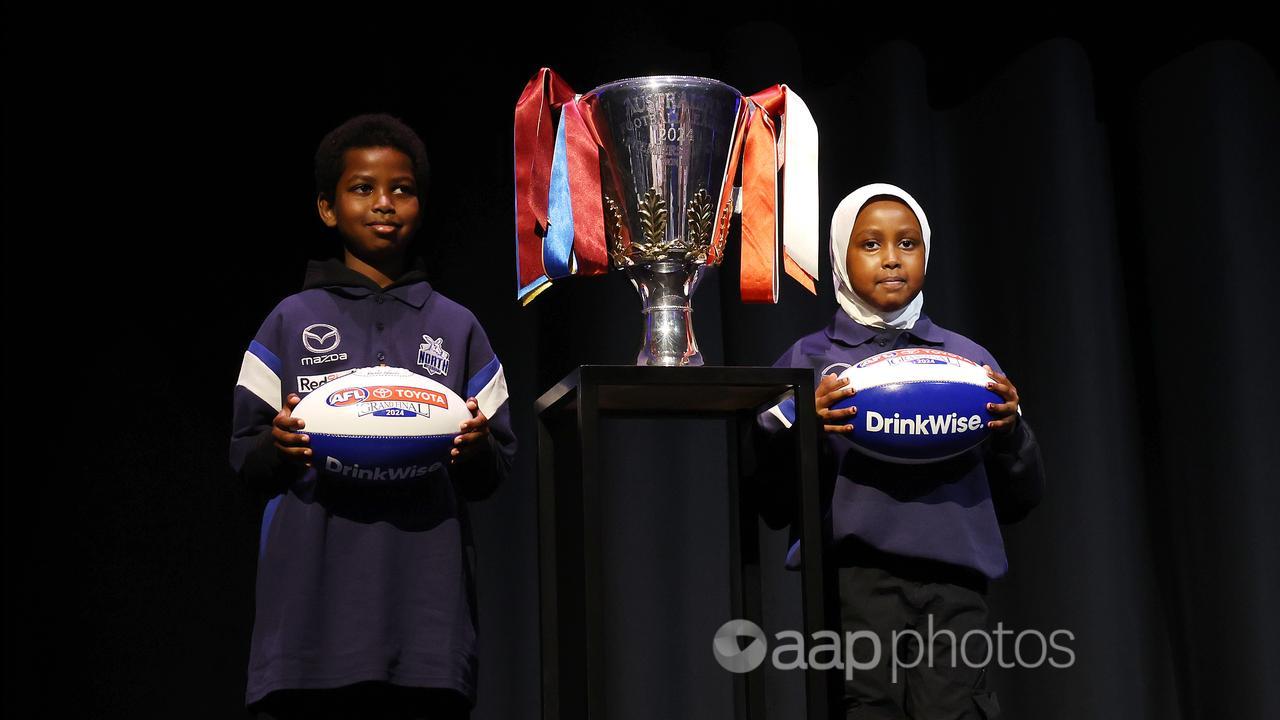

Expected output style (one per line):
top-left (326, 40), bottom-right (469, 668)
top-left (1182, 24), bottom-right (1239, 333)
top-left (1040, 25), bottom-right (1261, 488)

top-left (236, 350), bottom-right (281, 410)
top-left (475, 364), bottom-right (509, 419)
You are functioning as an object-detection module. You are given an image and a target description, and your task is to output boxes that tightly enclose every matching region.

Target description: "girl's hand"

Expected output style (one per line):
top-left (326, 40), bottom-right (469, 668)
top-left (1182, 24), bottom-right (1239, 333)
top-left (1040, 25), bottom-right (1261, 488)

top-left (983, 365), bottom-right (1020, 434)
top-left (816, 373), bottom-right (858, 434)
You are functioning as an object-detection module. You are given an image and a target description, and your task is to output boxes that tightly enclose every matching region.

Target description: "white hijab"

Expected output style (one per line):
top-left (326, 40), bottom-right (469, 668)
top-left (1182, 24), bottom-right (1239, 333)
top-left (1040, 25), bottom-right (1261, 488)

top-left (830, 182), bottom-right (931, 329)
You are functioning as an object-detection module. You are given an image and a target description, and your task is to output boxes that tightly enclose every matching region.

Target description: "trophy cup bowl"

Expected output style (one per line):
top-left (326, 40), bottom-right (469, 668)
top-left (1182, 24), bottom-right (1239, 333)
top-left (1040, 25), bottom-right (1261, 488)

top-left (581, 76), bottom-right (744, 366)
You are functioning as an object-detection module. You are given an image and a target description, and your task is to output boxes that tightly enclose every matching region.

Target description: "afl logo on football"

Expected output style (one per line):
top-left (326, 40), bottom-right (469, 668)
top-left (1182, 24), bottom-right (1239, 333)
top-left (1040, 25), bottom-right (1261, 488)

top-left (303, 324), bottom-right (341, 354)
top-left (325, 385), bottom-right (449, 409)
top-left (326, 387), bottom-right (369, 407)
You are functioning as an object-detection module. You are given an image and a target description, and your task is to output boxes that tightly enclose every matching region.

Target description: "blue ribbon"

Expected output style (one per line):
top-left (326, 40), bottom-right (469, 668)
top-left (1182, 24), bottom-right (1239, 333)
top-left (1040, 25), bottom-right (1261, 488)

top-left (543, 111), bottom-right (576, 280)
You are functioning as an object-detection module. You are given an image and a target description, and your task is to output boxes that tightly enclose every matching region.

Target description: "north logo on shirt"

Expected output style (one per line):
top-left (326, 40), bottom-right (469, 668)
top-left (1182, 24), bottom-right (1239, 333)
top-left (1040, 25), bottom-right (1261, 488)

top-left (417, 334), bottom-right (450, 376)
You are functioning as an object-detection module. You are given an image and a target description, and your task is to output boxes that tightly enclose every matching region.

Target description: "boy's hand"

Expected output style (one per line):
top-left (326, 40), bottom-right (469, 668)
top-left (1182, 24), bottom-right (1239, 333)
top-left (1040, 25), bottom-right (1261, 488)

top-left (452, 398), bottom-right (490, 464)
top-left (983, 365), bottom-right (1020, 434)
top-left (816, 373), bottom-right (857, 434)
top-left (273, 393), bottom-right (312, 467)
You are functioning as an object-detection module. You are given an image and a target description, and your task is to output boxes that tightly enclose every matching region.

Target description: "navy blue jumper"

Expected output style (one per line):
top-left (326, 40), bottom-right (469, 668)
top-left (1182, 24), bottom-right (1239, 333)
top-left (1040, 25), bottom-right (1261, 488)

top-left (230, 259), bottom-right (516, 707)
top-left (755, 310), bottom-right (1044, 579)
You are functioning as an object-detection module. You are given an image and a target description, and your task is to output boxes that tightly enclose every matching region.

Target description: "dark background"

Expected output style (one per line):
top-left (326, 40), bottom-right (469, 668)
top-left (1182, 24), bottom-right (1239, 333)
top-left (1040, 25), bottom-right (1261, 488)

top-left (4, 15), bottom-right (1277, 719)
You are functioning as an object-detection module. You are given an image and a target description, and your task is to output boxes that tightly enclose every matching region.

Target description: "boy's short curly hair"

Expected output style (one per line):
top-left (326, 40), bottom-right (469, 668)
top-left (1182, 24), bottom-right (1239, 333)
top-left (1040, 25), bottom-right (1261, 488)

top-left (314, 113), bottom-right (430, 198)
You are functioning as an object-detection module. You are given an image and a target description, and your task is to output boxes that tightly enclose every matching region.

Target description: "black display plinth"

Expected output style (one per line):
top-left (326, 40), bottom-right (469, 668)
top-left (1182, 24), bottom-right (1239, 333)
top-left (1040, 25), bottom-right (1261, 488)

top-left (535, 365), bottom-right (834, 719)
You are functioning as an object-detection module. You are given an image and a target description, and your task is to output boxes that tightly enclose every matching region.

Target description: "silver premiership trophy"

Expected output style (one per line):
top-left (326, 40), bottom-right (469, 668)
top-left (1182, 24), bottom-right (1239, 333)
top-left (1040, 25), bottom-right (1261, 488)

top-left (582, 76), bottom-right (745, 367)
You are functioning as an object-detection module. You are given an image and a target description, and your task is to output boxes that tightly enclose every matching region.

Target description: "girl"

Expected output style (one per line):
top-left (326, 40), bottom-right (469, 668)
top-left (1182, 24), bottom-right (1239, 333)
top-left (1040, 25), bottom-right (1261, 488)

top-left (754, 182), bottom-right (1045, 720)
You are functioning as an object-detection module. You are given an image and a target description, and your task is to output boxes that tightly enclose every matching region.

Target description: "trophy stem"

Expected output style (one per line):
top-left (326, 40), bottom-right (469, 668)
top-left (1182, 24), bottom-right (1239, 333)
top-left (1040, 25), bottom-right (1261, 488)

top-left (628, 261), bottom-right (706, 366)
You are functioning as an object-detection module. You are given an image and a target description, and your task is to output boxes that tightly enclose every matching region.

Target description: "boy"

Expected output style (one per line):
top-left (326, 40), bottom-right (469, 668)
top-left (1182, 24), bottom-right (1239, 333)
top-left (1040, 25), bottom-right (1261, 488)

top-left (754, 183), bottom-right (1044, 719)
top-left (230, 114), bottom-right (516, 719)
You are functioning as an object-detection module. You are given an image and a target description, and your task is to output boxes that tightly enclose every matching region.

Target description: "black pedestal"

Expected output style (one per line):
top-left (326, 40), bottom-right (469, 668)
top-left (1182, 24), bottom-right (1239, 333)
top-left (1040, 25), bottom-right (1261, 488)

top-left (535, 365), bottom-right (833, 719)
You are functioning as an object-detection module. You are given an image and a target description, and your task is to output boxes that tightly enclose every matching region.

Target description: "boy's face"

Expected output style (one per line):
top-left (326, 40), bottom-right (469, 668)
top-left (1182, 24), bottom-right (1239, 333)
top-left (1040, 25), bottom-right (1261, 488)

top-left (845, 199), bottom-right (926, 313)
top-left (317, 146), bottom-right (422, 261)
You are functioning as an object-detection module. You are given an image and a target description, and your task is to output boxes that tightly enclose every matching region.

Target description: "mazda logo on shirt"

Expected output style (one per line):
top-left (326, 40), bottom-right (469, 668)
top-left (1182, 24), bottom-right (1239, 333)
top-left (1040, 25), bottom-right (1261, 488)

top-left (302, 324), bottom-right (341, 354)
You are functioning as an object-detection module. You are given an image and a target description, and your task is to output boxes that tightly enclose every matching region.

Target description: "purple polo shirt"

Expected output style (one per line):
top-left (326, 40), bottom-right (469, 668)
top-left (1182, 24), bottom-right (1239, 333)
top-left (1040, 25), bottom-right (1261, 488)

top-left (229, 259), bottom-right (516, 707)
top-left (757, 310), bottom-right (1044, 579)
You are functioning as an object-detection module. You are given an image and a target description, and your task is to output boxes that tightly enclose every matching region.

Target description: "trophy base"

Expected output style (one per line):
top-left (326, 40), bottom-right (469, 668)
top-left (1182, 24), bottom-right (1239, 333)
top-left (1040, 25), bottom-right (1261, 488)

top-left (637, 354), bottom-right (704, 367)
top-left (628, 262), bottom-right (707, 367)
top-left (636, 348), bottom-right (704, 367)
top-left (636, 305), bottom-right (704, 366)
top-left (634, 320), bottom-right (706, 363)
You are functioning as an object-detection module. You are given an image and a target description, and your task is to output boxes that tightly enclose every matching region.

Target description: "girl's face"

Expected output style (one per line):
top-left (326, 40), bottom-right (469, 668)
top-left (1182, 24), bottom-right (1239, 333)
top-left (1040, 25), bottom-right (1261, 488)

top-left (845, 198), bottom-right (926, 313)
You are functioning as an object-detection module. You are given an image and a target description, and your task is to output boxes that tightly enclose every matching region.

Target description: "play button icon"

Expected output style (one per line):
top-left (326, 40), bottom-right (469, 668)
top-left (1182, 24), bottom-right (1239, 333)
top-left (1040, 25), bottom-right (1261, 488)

top-left (712, 619), bottom-right (767, 673)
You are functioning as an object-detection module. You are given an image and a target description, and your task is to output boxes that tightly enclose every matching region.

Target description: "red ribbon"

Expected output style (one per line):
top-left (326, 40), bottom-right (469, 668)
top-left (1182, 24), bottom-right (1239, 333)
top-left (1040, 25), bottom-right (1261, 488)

top-left (560, 99), bottom-right (607, 276)
top-left (513, 69), bottom-right (607, 298)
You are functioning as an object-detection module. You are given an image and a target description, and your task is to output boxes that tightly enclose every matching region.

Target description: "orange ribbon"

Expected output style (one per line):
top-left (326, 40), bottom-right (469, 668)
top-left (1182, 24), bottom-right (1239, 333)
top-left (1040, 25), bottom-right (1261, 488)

top-left (740, 86), bottom-right (783, 303)
top-left (739, 85), bottom-right (818, 303)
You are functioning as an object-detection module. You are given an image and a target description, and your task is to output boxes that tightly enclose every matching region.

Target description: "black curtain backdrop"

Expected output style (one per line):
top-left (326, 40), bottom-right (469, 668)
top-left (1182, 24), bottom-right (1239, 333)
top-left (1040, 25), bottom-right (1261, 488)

top-left (5, 18), bottom-right (1277, 719)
